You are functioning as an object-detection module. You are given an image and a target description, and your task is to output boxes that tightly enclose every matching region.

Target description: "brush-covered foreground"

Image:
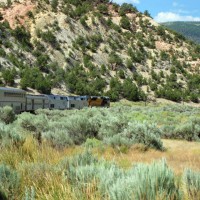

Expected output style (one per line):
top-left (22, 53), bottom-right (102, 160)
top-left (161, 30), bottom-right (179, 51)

top-left (0, 103), bottom-right (199, 199)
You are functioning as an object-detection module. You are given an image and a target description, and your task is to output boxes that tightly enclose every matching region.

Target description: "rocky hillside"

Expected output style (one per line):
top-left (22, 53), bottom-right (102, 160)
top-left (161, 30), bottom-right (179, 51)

top-left (163, 21), bottom-right (200, 44)
top-left (0, 0), bottom-right (200, 102)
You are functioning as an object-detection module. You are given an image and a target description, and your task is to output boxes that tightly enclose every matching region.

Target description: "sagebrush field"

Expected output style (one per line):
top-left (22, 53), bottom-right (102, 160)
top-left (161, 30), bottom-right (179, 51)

top-left (0, 102), bottom-right (200, 199)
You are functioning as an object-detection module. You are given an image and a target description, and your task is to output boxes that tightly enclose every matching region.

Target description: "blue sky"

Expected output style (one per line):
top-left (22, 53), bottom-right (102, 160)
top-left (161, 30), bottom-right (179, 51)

top-left (112, 0), bottom-right (200, 22)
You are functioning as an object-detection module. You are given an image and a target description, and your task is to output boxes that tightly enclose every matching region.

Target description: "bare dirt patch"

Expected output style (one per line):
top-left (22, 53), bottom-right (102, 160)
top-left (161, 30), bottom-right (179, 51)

top-left (0, 0), bottom-right (35, 29)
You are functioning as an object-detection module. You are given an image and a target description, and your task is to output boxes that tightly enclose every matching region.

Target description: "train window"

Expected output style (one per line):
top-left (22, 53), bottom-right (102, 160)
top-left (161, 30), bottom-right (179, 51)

top-left (4, 92), bottom-right (25, 98)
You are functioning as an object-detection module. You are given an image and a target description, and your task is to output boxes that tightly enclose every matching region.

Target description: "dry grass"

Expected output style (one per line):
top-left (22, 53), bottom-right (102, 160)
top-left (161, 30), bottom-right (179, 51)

top-left (0, 138), bottom-right (199, 199)
top-left (98, 139), bottom-right (200, 174)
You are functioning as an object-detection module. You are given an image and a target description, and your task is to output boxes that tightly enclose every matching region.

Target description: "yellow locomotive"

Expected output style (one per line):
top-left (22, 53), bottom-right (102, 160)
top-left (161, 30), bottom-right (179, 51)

top-left (88, 96), bottom-right (110, 107)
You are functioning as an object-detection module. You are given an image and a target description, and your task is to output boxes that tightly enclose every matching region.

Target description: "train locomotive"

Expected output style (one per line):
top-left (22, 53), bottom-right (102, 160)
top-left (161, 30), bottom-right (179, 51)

top-left (0, 87), bottom-right (110, 113)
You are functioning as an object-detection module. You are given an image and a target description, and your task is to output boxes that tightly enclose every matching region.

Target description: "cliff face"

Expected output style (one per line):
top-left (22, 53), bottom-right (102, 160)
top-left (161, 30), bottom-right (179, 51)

top-left (0, 0), bottom-right (199, 102)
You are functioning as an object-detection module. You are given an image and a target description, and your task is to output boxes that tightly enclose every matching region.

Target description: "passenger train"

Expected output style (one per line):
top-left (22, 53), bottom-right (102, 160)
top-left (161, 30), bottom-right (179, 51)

top-left (0, 87), bottom-right (110, 113)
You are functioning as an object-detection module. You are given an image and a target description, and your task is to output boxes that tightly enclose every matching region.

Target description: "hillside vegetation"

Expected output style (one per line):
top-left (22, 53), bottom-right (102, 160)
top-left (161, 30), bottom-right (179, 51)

top-left (163, 21), bottom-right (200, 44)
top-left (0, 0), bottom-right (200, 103)
top-left (0, 104), bottom-right (199, 199)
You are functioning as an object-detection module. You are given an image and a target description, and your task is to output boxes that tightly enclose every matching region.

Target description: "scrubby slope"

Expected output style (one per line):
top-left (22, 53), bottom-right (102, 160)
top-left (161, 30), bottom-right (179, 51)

top-left (0, 0), bottom-right (200, 102)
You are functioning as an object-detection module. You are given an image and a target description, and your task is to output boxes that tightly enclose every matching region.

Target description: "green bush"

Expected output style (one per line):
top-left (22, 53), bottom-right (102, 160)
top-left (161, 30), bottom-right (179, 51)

top-left (63, 153), bottom-right (181, 200)
top-left (2, 69), bottom-right (15, 86)
top-left (97, 4), bottom-right (108, 14)
top-left (40, 30), bottom-right (60, 49)
top-left (162, 117), bottom-right (200, 141)
top-left (12, 26), bottom-right (32, 50)
top-left (51, 0), bottom-right (58, 12)
top-left (0, 106), bottom-right (15, 124)
top-left (119, 3), bottom-right (138, 16)
top-left (42, 130), bottom-right (74, 148)
top-left (0, 122), bottom-right (25, 148)
top-left (184, 169), bottom-right (200, 199)
top-left (64, 114), bottom-right (100, 144)
top-left (120, 16), bottom-right (131, 30)
top-left (0, 164), bottom-right (20, 200)
top-left (126, 160), bottom-right (182, 200)
top-left (17, 112), bottom-right (48, 133)
top-left (118, 69), bottom-right (125, 79)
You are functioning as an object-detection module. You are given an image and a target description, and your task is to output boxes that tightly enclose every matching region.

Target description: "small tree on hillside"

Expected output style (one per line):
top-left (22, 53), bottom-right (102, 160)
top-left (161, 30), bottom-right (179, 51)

top-left (2, 69), bottom-right (16, 86)
top-left (109, 52), bottom-right (123, 70)
top-left (120, 16), bottom-right (131, 30)
top-left (144, 10), bottom-right (152, 18)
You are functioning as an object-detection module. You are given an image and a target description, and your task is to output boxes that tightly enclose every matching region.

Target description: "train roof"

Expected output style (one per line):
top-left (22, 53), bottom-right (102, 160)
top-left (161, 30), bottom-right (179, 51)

top-left (26, 94), bottom-right (47, 99)
top-left (90, 96), bottom-right (110, 99)
top-left (0, 87), bottom-right (26, 93)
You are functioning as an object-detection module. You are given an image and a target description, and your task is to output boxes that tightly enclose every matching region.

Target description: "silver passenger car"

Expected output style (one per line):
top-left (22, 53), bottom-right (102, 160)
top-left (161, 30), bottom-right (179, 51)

top-left (0, 87), bottom-right (26, 113)
top-left (26, 95), bottom-right (49, 112)
top-left (74, 96), bottom-right (88, 109)
top-left (46, 95), bottom-right (68, 110)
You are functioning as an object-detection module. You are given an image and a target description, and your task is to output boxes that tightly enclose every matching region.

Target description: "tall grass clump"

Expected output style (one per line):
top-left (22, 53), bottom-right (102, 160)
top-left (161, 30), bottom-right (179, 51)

top-left (0, 106), bottom-right (15, 124)
top-left (0, 164), bottom-right (20, 200)
top-left (184, 169), bottom-right (200, 199)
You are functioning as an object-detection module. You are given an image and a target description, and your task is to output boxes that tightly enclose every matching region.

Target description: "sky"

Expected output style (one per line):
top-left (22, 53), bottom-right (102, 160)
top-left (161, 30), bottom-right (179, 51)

top-left (112, 0), bottom-right (200, 22)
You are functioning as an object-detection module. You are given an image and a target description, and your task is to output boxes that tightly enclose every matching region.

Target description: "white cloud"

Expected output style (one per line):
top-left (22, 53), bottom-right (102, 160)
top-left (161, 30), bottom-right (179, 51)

top-left (154, 12), bottom-right (200, 22)
top-left (112, 0), bottom-right (140, 5)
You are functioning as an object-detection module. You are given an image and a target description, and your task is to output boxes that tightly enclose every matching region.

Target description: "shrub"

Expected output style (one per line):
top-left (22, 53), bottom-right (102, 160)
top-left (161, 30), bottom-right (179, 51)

top-left (102, 120), bottom-right (164, 151)
top-left (51, 0), bottom-right (58, 12)
top-left (64, 113), bottom-right (100, 144)
top-left (122, 79), bottom-right (141, 101)
top-left (109, 52), bottom-right (123, 67)
top-left (40, 30), bottom-right (60, 49)
top-left (63, 153), bottom-right (181, 200)
top-left (0, 122), bottom-right (25, 148)
top-left (97, 4), bottom-right (108, 14)
top-left (124, 160), bottom-right (182, 200)
top-left (2, 69), bottom-right (15, 86)
top-left (0, 106), bottom-right (15, 124)
top-left (42, 130), bottom-right (74, 148)
top-left (17, 113), bottom-right (48, 143)
top-left (0, 164), bottom-right (20, 199)
top-left (12, 26), bottom-right (32, 49)
top-left (84, 138), bottom-right (102, 148)
top-left (163, 117), bottom-right (200, 141)
top-left (119, 3), bottom-right (138, 16)
top-left (120, 16), bottom-right (131, 30)
top-left (123, 121), bottom-right (164, 150)
top-left (80, 16), bottom-right (88, 28)
top-left (99, 114), bottom-right (128, 138)
top-left (118, 69), bottom-right (125, 79)
top-left (184, 169), bottom-right (200, 199)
